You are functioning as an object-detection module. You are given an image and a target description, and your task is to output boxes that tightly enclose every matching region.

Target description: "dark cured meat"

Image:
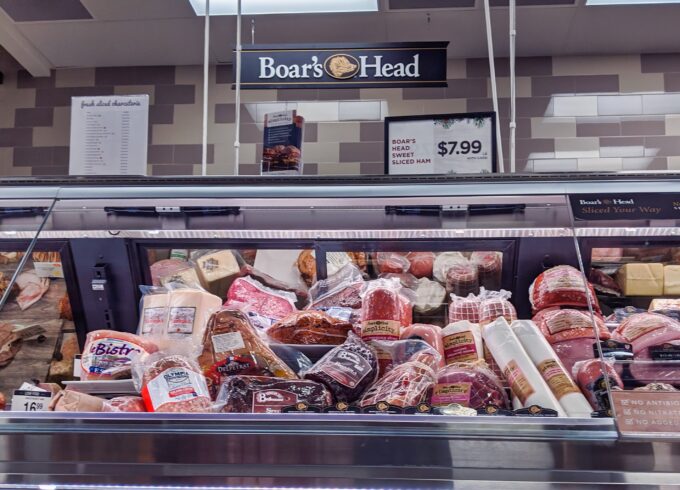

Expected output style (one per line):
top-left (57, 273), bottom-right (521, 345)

top-left (303, 332), bottom-right (378, 403)
top-left (217, 376), bottom-right (332, 413)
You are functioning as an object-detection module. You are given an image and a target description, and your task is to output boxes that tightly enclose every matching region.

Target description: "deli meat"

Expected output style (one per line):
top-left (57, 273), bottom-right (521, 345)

top-left (267, 310), bottom-right (352, 345)
top-left (530, 265), bottom-right (600, 313)
top-left (470, 251), bottom-right (502, 291)
top-left (478, 288), bottom-right (517, 326)
top-left (401, 324), bottom-right (445, 367)
top-left (217, 376), bottom-right (332, 413)
top-left (103, 396), bottom-right (147, 412)
top-left (360, 279), bottom-right (403, 341)
top-left (227, 276), bottom-right (297, 321)
top-left (406, 252), bottom-right (435, 279)
top-left (302, 332), bottom-right (378, 403)
top-left (612, 313), bottom-right (680, 385)
top-left (15, 270), bottom-right (50, 310)
top-left (200, 308), bottom-right (297, 398)
top-left (81, 330), bottom-right (158, 380)
top-left (377, 252), bottom-right (410, 274)
top-left (533, 308), bottom-right (610, 344)
top-left (359, 350), bottom-right (439, 407)
top-left (431, 361), bottom-right (508, 409)
top-left (140, 355), bottom-right (212, 412)
top-left (446, 262), bottom-right (479, 297)
top-left (449, 294), bottom-right (481, 324)
top-left (574, 359), bottom-right (623, 411)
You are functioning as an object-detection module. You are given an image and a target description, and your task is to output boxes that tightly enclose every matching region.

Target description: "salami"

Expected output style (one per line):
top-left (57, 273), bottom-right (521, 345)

top-left (360, 279), bottom-right (403, 341)
top-left (140, 355), bottom-right (212, 413)
top-left (446, 262), bottom-right (480, 297)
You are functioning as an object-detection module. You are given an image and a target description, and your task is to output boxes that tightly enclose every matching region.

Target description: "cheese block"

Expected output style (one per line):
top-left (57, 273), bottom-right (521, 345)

top-left (166, 289), bottom-right (222, 345)
top-left (664, 265), bottom-right (680, 296)
top-left (195, 250), bottom-right (240, 298)
top-left (160, 266), bottom-right (202, 288)
top-left (649, 297), bottom-right (680, 311)
top-left (616, 263), bottom-right (664, 296)
top-left (139, 292), bottom-right (169, 336)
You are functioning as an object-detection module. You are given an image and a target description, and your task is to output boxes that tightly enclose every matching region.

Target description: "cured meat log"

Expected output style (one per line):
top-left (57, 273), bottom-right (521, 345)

top-left (81, 330), bottom-right (158, 380)
top-left (303, 332), bottom-right (378, 403)
top-left (200, 308), bottom-right (297, 398)
top-left (478, 289), bottom-right (517, 326)
top-left (470, 251), bottom-right (502, 291)
top-left (359, 350), bottom-right (439, 407)
top-left (446, 262), bottom-right (479, 297)
top-left (140, 355), bottom-right (212, 412)
top-left (406, 252), bottom-right (435, 279)
top-left (432, 361), bottom-right (508, 409)
top-left (449, 294), bottom-right (481, 324)
top-left (268, 310), bottom-right (352, 345)
top-left (441, 320), bottom-right (483, 365)
top-left (217, 376), bottom-right (332, 413)
top-left (360, 280), bottom-right (403, 341)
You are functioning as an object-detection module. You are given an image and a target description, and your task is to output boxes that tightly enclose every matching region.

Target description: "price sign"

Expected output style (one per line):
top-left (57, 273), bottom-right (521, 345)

top-left (385, 112), bottom-right (496, 175)
top-left (11, 390), bottom-right (52, 412)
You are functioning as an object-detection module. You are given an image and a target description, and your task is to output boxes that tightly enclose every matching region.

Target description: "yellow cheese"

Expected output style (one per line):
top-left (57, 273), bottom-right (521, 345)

top-left (616, 263), bottom-right (664, 296)
top-left (649, 297), bottom-right (680, 311)
top-left (195, 250), bottom-right (240, 298)
top-left (664, 265), bottom-right (680, 296)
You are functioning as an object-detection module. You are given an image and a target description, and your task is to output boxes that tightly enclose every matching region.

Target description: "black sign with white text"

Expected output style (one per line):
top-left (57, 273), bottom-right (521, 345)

top-left (237, 42), bottom-right (448, 89)
top-left (570, 194), bottom-right (680, 221)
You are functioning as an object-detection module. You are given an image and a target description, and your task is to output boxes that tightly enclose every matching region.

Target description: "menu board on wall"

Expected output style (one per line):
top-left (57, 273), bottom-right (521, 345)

top-left (69, 95), bottom-right (149, 176)
top-left (384, 112), bottom-right (496, 175)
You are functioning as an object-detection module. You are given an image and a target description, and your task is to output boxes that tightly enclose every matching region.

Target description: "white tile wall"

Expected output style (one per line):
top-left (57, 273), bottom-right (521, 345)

top-left (552, 96), bottom-right (598, 117)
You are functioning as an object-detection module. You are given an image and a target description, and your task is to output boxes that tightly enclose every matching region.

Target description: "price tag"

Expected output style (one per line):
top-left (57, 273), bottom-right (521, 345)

top-left (33, 261), bottom-right (64, 278)
top-left (11, 390), bottom-right (52, 412)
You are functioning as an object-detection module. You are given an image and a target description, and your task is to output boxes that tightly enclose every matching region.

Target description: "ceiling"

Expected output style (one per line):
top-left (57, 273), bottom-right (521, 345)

top-left (1, 0), bottom-right (680, 73)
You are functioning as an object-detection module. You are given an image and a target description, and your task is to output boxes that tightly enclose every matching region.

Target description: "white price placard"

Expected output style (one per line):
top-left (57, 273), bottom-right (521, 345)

top-left (11, 390), bottom-right (52, 412)
top-left (385, 112), bottom-right (496, 175)
top-left (69, 95), bottom-right (149, 176)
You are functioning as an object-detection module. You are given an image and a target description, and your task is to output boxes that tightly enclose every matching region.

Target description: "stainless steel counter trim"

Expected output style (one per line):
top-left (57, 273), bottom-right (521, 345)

top-left (574, 227), bottom-right (680, 237)
top-left (0, 228), bottom-right (575, 240)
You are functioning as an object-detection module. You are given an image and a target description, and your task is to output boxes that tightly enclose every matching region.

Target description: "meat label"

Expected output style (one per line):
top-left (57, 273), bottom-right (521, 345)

top-left (621, 323), bottom-right (665, 342)
top-left (503, 360), bottom-right (535, 406)
top-left (141, 307), bottom-right (167, 335)
top-left (545, 312), bottom-right (592, 335)
top-left (431, 382), bottom-right (472, 407)
top-left (443, 331), bottom-right (479, 364)
top-left (543, 267), bottom-right (586, 293)
top-left (537, 359), bottom-right (580, 400)
top-left (252, 389), bottom-right (298, 413)
top-left (323, 349), bottom-right (373, 388)
top-left (212, 332), bottom-right (246, 354)
top-left (360, 320), bottom-right (400, 341)
top-left (144, 367), bottom-right (210, 411)
top-left (168, 306), bottom-right (196, 334)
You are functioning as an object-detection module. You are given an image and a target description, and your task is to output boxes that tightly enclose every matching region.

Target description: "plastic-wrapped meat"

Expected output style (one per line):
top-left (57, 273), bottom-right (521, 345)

top-left (359, 350), bottom-right (439, 407)
top-left (240, 264), bottom-right (308, 307)
top-left (612, 313), bottom-right (680, 385)
top-left (551, 337), bottom-right (601, 375)
top-left (360, 279), bottom-right (403, 341)
top-left (449, 293), bottom-right (481, 324)
top-left (445, 262), bottom-right (479, 297)
top-left (377, 252), bottom-right (410, 274)
top-left (226, 276), bottom-right (297, 322)
top-left (15, 270), bottom-right (50, 310)
top-left (307, 264), bottom-right (364, 310)
top-left (399, 293), bottom-right (413, 328)
top-left (470, 252), bottom-right (502, 291)
top-left (591, 248), bottom-right (623, 262)
top-left (406, 252), bottom-right (435, 279)
top-left (302, 332), bottom-right (378, 403)
top-left (138, 355), bottom-right (212, 413)
top-left (81, 330), bottom-right (158, 381)
top-left (370, 338), bottom-right (442, 378)
top-left (103, 396), bottom-right (147, 412)
top-left (431, 361), bottom-right (508, 409)
top-left (530, 265), bottom-right (600, 313)
top-left (478, 288), bottom-right (517, 326)
top-left (199, 308), bottom-right (297, 398)
top-left (574, 358), bottom-right (623, 411)
top-left (441, 321), bottom-right (483, 365)
top-left (267, 310), bottom-right (352, 345)
top-left (401, 324), bottom-right (445, 367)
top-left (533, 308), bottom-right (610, 344)
top-left (413, 277), bottom-right (446, 315)
top-left (216, 376), bottom-right (332, 413)
top-left (433, 252), bottom-right (467, 283)
top-left (588, 268), bottom-right (622, 296)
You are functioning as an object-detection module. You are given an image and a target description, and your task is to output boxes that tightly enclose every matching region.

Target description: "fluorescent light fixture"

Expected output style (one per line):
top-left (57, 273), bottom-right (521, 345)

top-left (188, 0), bottom-right (379, 16)
top-left (587, 0), bottom-right (680, 5)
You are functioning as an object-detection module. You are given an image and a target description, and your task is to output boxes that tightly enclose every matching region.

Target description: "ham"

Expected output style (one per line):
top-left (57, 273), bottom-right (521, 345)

top-left (401, 323), bottom-right (445, 367)
top-left (15, 270), bottom-right (49, 310)
top-left (81, 330), bottom-right (158, 380)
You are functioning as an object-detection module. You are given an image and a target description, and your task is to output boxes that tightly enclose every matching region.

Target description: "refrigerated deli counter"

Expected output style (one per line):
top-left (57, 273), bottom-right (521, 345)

top-left (1, 173), bottom-right (680, 489)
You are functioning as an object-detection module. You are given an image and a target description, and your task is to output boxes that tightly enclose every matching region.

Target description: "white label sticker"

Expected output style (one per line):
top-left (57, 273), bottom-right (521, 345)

top-left (168, 306), bottom-right (196, 334)
top-left (145, 367), bottom-right (209, 411)
top-left (33, 261), bottom-right (64, 278)
top-left (11, 390), bottom-right (52, 411)
top-left (212, 332), bottom-right (246, 353)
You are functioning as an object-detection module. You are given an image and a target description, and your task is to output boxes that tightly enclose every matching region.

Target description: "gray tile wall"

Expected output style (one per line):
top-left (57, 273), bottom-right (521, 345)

top-left (2, 49), bottom-right (680, 176)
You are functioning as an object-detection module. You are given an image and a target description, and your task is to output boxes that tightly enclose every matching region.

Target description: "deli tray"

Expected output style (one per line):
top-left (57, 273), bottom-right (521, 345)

top-left (63, 379), bottom-right (137, 395)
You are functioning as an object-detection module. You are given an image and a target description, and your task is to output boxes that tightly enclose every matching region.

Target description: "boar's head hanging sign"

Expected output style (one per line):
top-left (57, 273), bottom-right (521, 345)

top-left (236, 42), bottom-right (449, 89)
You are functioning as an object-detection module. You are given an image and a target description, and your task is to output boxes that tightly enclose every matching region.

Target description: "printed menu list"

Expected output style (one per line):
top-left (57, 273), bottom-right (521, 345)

top-left (69, 95), bottom-right (149, 176)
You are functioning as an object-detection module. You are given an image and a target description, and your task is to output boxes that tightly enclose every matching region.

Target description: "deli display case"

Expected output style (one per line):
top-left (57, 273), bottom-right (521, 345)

top-left (1, 173), bottom-right (680, 489)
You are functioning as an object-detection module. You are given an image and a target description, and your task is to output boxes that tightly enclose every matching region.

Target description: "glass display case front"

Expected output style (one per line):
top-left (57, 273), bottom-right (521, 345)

top-left (0, 174), bottom-right (679, 489)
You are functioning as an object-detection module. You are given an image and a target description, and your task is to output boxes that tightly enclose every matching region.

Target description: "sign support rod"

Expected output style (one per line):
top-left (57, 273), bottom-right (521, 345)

top-left (201, 0), bottom-right (210, 176)
top-left (509, 0), bottom-right (517, 173)
top-left (482, 0), bottom-right (505, 173)
top-left (234, 0), bottom-right (243, 175)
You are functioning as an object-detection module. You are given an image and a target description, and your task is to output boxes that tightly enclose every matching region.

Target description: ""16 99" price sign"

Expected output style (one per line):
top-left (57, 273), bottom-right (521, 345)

top-left (11, 390), bottom-right (52, 412)
top-left (385, 112), bottom-right (496, 175)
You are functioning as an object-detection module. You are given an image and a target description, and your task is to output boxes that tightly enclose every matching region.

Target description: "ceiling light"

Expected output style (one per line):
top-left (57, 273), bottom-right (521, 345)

top-left (586, 0), bottom-right (680, 5)
top-left (188, 0), bottom-right (379, 15)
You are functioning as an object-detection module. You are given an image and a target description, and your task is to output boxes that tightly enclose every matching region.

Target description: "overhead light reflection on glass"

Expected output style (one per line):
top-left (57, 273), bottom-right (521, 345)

top-left (188, 0), bottom-right (379, 16)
